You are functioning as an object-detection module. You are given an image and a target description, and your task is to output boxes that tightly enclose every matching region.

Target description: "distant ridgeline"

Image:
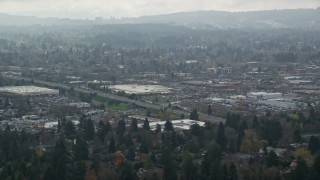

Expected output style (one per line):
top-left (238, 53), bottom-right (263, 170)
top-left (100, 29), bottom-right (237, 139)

top-left (0, 8), bottom-right (320, 29)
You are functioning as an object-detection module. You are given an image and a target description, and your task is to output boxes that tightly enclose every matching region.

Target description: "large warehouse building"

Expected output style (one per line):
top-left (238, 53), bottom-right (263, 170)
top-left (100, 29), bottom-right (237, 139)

top-left (108, 84), bottom-right (171, 95)
top-left (139, 119), bottom-right (205, 131)
top-left (0, 86), bottom-right (59, 96)
top-left (247, 92), bottom-right (282, 100)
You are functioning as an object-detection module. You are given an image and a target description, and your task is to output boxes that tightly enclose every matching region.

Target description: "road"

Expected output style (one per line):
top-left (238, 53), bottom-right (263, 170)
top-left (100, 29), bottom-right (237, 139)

top-left (14, 77), bottom-right (225, 124)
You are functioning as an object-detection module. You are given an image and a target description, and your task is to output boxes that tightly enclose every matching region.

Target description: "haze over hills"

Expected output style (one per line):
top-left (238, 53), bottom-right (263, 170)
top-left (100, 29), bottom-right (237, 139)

top-left (0, 8), bottom-right (319, 29)
top-left (0, 13), bottom-right (95, 26)
top-left (123, 8), bottom-right (320, 29)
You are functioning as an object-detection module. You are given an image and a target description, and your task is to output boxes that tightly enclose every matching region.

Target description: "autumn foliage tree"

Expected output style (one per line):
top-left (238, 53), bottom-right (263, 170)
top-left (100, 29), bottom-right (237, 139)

top-left (240, 129), bottom-right (264, 154)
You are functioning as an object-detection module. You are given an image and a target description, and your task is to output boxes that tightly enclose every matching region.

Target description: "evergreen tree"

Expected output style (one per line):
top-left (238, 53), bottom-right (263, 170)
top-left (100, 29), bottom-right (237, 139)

top-left (265, 110), bottom-right (271, 117)
top-left (126, 146), bottom-right (135, 161)
top-left (309, 108), bottom-right (316, 122)
top-left (182, 153), bottom-right (198, 180)
top-left (26, 96), bottom-right (30, 106)
top-left (252, 115), bottom-right (259, 129)
top-left (266, 150), bottom-right (279, 167)
top-left (61, 117), bottom-right (67, 127)
top-left (291, 157), bottom-right (309, 180)
top-left (201, 143), bottom-right (222, 179)
top-left (74, 137), bottom-right (89, 161)
top-left (155, 124), bottom-right (162, 133)
top-left (130, 118), bottom-right (138, 132)
top-left (109, 136), bottom-right (116, 153)
top-left (4, 97), bottom-right (10, 107)
top-left (97, 120), bottom-right (108, 142)
top-left (226, 113), bottom-right (240, 130)
top-left (293, 128), bottom-right (302, 143)
top-left (161, 148), bottom-right (177, 180)
top-left (189, 109), bottom-right (199, 120)
top-left (311, 153), bottom-right (320, 180)
top-left (117, 119), bottom-right (126, 136)
top-left (78, 115), bottom-right (86, 129)
top-left (140, 138), bottom-right (149, 153)
top-left (52, 138), bottom-right (67, 180)
top-left (71, 161), bottom-right (86, 180)
top-left (216, 122), bottom-right (226, 150)
top-left (236, 120), bottom-right (247, 150)
top-left (124, 134), bottom-right (133, 147)
top-left (308, 136), bottom-right (320, 154)
top-left (298, 111), bottom-right (306, 122)
top-left (229, 163), bottom-right (238, 180)
top-left (84, 118), bottom-right (95, 140)
top-left (259, 120), bottom-right (282, 146)
top-left (164, 120), bottom-right (174, 131)
top-left (186, 139), bottom-right (200, 153)
top-left (209, 160), bottom-right (222, 180)
top-left (226, 112), bottom-right (232, 126)
top-left (222, 164), bottom-right (228, 180)
top-left (105, 121), bottom-right (112, 132)
top-left (238, 120), bottom-right (248, 134)
top-left (190, 124), bottom-right (202, 137)
top-left (44, 165), bottom-right (55, 180)
top-left (208, 104), bottom-right (212, 115)
top-left (143, 118), bottom-right (150, 130)
top-left (58, 119), bottom-right (61, 132)
top-left (146, 109), bottom-right (151, 117)
top-left (65, 121), bottom-right (75, 138)
top-left (117, 161), bottom-right (138, 180)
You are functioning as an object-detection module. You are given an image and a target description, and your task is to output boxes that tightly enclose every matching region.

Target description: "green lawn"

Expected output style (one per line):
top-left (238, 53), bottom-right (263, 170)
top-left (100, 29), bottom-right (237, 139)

top-left (94, 96), bottom-right (133, 111)
top-left (136, 109), bottom-right (148, 116)
top-left (107, 102), bottom-right (132, 111)
top-left (94, 96), bottom-right (109, 101)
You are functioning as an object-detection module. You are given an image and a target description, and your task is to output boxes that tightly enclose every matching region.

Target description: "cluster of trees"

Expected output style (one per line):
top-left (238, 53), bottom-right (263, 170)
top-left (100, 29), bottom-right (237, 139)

top-left (0, 128), bottom-right (38, 179)
top-left (1, 111), bottom-right (237, 179)
top-left (221, 108), bottom-right (320, 179)
top-left (2, 106), bottom-right (320, 179)
top-left (289, 155), bottom-right (320, 180)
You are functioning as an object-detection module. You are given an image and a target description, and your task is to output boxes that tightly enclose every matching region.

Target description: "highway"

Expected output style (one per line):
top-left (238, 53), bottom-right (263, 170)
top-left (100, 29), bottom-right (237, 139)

top-left (13, 77), bottom-right (225, 124)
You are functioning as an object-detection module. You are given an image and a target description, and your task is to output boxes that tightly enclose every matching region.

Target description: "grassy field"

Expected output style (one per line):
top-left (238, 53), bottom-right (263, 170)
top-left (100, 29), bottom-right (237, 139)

top-left (136, 109), bottom-right (148, 116)
top-left (94, 96), bottom-right (133, 111)
top-left (94, 96), bottom-right (109, 101)
top-left (107, 102), bottom-right (132, 111)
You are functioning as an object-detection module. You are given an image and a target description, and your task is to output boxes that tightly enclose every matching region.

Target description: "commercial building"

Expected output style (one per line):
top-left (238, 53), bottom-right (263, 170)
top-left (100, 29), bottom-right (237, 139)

top-left (247, 92), bottom-right (282, 100)
top-left (67, 102), bottom-right (91, 108)
top-left (44, 120), bottom-right (79, 129)
top-left (258, 99), bottom-right (297, 110)
top-left (22, 115), bottom-right (39, 120)
top-left (0, 86), bottom-right (59, 96)
top-left (108, 84), bottom-right (171, 95)
top-left (143, 119), bottom-right (205, 131)
top-left (230, 95), bottom-right (247, 100)
top-left (217, 67), bottom-right (232, 74)
top-left (289, 80), bottom-right (313, 85)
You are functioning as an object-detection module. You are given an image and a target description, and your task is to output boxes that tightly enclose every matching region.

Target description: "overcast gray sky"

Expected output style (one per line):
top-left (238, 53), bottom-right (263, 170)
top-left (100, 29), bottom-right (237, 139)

top-left (0, 0), bottom-right (319, 19)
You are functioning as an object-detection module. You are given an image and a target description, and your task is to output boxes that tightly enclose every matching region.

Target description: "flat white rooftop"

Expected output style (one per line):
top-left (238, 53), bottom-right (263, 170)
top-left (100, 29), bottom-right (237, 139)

top-left (145, 119), bottom-right (205, 131)
top-left (248, 92), bottom-right (282, 96)
top-left (0, 86), bottom-right (59, 96)
top-left (44, 120), bottom-right (79, 129)
top-left (108, 84), bottom-right (171, 95)
top-left (289, 80), bottom-right (313, 84)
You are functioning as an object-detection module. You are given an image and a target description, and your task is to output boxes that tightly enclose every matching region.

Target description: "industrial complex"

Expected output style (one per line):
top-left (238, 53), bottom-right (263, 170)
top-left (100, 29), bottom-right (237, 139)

top-left (108, 84), bottom-right (171, 95)
top-left (0, 86), bottom-right (59, 96)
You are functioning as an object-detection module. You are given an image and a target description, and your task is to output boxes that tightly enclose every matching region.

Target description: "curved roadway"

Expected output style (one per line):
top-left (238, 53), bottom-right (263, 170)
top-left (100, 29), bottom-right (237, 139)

top-left (16, 77), bottom-right (225, 124)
